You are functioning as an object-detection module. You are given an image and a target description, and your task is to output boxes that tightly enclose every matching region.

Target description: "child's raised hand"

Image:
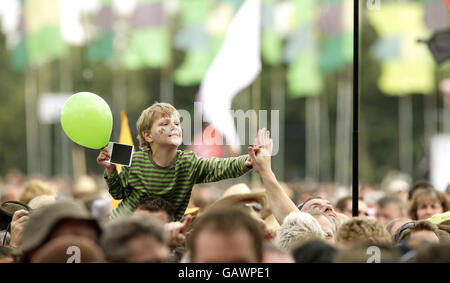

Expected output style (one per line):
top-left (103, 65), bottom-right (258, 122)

top-left (97, 147), bottom-right (116, 176)
top-left (247, 129), bottom-right (273, 175)
top-left (253, 128), bottom-right (273, 157)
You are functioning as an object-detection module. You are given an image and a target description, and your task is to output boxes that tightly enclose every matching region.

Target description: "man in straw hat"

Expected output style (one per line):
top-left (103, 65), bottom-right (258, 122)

top-left (207, 183), bottom-right (269, 220)
top-left (206, 182), bottom-right (279, 240)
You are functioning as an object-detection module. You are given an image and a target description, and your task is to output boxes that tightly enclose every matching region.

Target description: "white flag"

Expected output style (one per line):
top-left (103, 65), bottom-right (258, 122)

top-left (199, 0), bottom-right (261, 152)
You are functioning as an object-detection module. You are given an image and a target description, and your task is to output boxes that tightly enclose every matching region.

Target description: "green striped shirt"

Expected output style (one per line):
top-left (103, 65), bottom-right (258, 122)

top-left (105, 150), bottom-right (251, 220)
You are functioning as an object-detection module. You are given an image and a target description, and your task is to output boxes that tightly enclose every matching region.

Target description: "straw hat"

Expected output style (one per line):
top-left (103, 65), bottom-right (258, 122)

top-left (184, 207), bottom-right (200, 216)
top-left (428, 211), bottom-right (450, 225)
top-left (73, 175), bottom-right (98, 199)
top-left (207, 183), bottom-right (269, 218)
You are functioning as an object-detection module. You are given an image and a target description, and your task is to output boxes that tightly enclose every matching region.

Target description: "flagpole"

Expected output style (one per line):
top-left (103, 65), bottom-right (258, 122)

top-left (160, 6), bottom-right (174, 105)
top-left (320, 85), bottom-right (331, 182)
top-left (352, 0), bottom-right (359, 217)
top-left (112, 16), bottom-right (127, 133)
top-left (251, 74), bottom-right (261, 189)
top-left (271, 66), bottom-right (285, 181)
top-left (306, 95), bottom-right (320, 183)
top-left (345, 73), bottom-right (352, 188)
top-left (335, 76), bottom-right (345, 186)
top-left (424, 88), bottom-right (438, 149)
top-left (59, 48), bottom-right (73, 177)
top-left (72, 145), bottom-right (87, 180)
top-left (399, 95), bottom-right (413, 177)
top-left (25, 69), bottom-right (39, 175)
top-left (335, 70), bottom-right (352, 188)
top-left (160, 13), bottom-right (173, 105)
top-left (439, 69), bottom-right (450, 134)
top-left (38, 63), bottom-right (52, 177)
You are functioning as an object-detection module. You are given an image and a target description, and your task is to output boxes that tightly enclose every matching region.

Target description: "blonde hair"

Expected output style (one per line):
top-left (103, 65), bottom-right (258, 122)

top-left (336, 212), bottom-right (349, 227)
top-left (18, 180), bottom-right (56, 205)
top-left (136, 102), bottom-right (177, 151)
top-left (73, 175), bottom-right (98, 200)
top-left (336, 218), bottom-right (392, 247)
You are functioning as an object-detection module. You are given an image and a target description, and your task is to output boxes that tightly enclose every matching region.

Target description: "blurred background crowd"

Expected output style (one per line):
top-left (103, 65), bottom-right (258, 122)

top-left (0, 166), bottom-right (449, 263)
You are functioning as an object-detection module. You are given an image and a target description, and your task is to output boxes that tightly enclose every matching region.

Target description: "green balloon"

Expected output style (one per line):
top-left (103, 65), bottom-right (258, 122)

top-left (60, 92), bottom-right (113, 149)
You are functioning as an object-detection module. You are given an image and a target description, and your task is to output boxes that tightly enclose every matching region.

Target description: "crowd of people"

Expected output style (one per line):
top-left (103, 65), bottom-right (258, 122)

top-left (1, 102), bottom-right (450, 263)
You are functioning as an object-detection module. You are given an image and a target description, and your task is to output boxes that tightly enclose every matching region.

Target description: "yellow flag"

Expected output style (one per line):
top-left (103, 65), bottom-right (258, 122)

top-left (117, 111), bottom-right (135, 173)
top-left (111, 111), bottom-right (135, 211)
top-left (368, 2), bottom-right (435, 95)
top-left (367, 3), bottom-right (425, 36)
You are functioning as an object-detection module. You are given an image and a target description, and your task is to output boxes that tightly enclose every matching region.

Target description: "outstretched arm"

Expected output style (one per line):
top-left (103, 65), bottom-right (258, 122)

top-left (192, 154), bottom-right (251, 184)
top-left (248, 129), bottom-right (298, 225)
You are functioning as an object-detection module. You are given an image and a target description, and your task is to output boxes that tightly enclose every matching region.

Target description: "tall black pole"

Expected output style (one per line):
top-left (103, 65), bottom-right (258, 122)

top-left (352, 0), bottom-right (359, 217)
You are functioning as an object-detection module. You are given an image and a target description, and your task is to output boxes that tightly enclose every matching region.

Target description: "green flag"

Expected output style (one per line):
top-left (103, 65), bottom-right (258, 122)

top-left (287, 51), bottom-right (323, 98)
top-left (122, 0), bottom-right (170, 69)
top-left (86, 0), bottom-right (114, 63)
top-left (319, 34), bottom-right (346, 73)
top-left (87, 31), bottom-right (114, 63)
top-left (173, 0), bottom-right (222, 86)
top-left (24, 0), bottom-right (66, 66)
top-left (174, 49), bottom-right (214, 86)
top-left (261, 30), bottom-right (283, 65)
top-left (261, 0), bottom-right (282, 66)
top-left (286, 0), bottom-right (322, 97)
top-left (12, 38), bottom-right (29, 71)
top-left (10, 2), bottom-right (29, 71)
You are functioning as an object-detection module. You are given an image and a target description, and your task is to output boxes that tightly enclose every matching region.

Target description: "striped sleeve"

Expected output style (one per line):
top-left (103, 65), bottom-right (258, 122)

top-left (104, 166), bottom-right (131, 200)
top-left (109, 188), bottom-right (144, 219)
top-left (192, 153), bottom-right (252, 184)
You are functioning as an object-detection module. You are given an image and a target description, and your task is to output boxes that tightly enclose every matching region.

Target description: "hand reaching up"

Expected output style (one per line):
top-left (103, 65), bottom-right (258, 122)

top-left (244, 128), bottom-right (273, 168)
top-left (247, 128), bottom-right (273, 176)
top-left (253, 128), bottom-right (273, 157)
top-left (165, 214), bottom-right (192, 248)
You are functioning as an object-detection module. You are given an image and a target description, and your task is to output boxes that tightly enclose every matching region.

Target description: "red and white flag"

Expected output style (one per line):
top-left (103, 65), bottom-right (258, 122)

top-left (186, 124), bottom-right (224, 158)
